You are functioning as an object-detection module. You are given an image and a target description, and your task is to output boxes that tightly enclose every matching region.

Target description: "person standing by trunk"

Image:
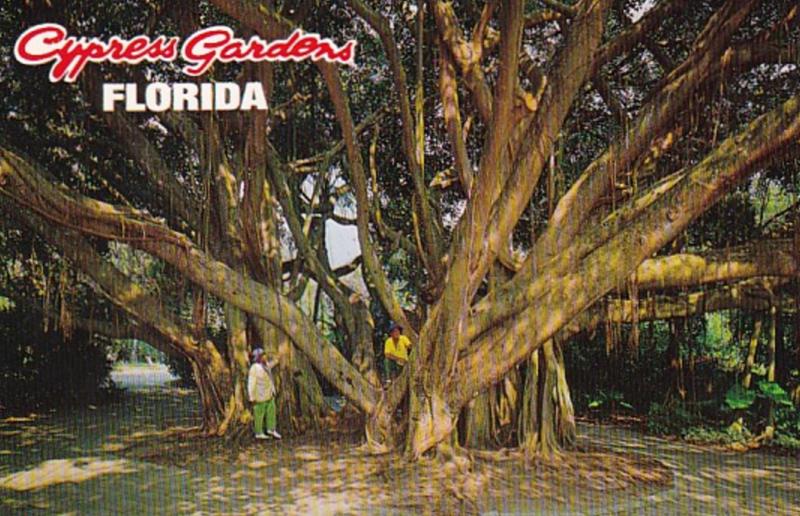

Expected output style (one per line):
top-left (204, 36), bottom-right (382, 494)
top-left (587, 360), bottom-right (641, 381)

top-left (248, 348), bottom-right (282, 440)
top-left (383, 324), bottom-right (412, 384)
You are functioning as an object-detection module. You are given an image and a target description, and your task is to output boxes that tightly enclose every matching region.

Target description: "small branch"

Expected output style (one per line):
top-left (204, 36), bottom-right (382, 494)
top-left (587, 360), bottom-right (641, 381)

top-left (289, 108), bottom-right (385, 175)
top-left (318, 62), bottom-right (418, 339)
top-left (471, 0), bottom-right (496, 49)
top-left (525, 9), bottom-right (563, 28)
top-left (592, 76), bottom-right (629, 127)
top-left (541, 0), bottom-right (577, 18)
top-left (333, 256), bottom-right (363, 278)
top-left (591, 0), bottom-right (688, 76)
top-left (759, 199), bottom-right (800, 231)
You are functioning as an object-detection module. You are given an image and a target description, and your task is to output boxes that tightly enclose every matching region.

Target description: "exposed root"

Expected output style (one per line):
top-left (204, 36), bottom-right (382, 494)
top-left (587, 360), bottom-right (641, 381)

top-left (729, 425), bottom-right (775, 452)
top-left (407, 393), bottom-right (455, 460)
top-left (363, 402), bottom-right (395, 455)
top-left (436, 442), bottom-right (473, 473)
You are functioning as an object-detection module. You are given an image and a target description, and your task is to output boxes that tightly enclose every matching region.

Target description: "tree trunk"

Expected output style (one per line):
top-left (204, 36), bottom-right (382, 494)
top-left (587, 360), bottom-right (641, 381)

top-left (519, 340), bottom-right (576, 457)
top-left (668, 319), bottom-right (687, 401)
top-left (461, 368), bottom-right (521, 449)
top-left (743, 317), bottom-right (763, 389)
top-left (190, 350), bottom-right (231, 434)
top-left (461, 388), bottom-right (495, 449)
top-left (212, 305), bottom-right (251, 439)
top-left (406, 384), bottom-right (457, 459)
top-left (766, 304), bottom-right (777, 430)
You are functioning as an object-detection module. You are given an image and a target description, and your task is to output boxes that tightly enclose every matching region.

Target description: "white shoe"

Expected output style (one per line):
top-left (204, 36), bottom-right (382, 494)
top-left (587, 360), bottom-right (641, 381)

top-left (267, 430), bottom-right (282, 440)
top-left (255, 433), bottom-right (270, 440)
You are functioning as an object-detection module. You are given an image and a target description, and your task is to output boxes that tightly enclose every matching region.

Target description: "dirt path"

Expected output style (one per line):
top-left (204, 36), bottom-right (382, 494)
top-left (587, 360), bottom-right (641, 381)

top-left (1, 366), bottom-right (799, 514)
top-left (110, 363), bottom-right (177, 390)
top-left (578, 424), bottom-right (800, 515)
top-left (1, 366), bottom-right (201, 514)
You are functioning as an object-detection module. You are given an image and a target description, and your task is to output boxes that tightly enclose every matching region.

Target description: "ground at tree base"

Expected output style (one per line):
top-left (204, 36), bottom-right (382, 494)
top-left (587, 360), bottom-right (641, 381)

top-left (0, 365), bottom-right (798, 514)
top-left (115, 427), bottom-right (670, 514)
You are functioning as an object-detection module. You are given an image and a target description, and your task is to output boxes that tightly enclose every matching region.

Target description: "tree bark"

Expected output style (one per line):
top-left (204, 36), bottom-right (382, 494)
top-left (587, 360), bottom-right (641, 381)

top-left (766, 304), bottom-right (777, 430)
top-left (519, 340), bottom-right (576, 457)
top-left (743, 318), bottom-right (763, 389)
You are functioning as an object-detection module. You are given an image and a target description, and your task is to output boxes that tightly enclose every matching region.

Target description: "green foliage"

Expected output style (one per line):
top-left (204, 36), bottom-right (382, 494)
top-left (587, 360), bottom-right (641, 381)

top-left (0, 308), bottom-right (113, 412)
top-left (0, 295), bottom-right (13, 312)
top-left (569, 307), bottom-right (800, 453)
top-left (725, 381), bottom-right (793, 411)
top-left (586, 389), bottom-right (633, 413)
top-left (757, 381), bottom-right (793, 407)
top-left (702, 312), bottom-right (740, 370)
top-left (772, 433), bottom-right (800, 451)
top-left (682, 424), bottom-right (752, 445)
top-left (725, 384), bottom-right (757, 410)
top-left (775, 406), bottom-right (800, 437)
top-left (646, 402), bottom-right (698, 436)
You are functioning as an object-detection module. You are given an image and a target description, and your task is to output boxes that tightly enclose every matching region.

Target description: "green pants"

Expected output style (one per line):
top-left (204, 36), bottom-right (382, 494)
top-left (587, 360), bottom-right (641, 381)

top-left (253, 399), bottom-right (276, 435)
top-left (383, 357), bottom-right (402, 380)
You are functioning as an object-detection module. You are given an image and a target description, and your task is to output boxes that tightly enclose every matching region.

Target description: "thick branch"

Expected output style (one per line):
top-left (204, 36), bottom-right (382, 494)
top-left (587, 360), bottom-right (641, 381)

top-left (0, 198), bottom-right (217, 366)
top-left (635, 240), bottom-right (800, 291)
top-left (0, 146), bottom-right (380, 414)
top-left (455, 91), bottom-right (800, 406)
top-left (318, 63), bottom-right (417, 339)
top-left (607, 281), bottom-right (785, 323)
top-left (529, 0), bottom-right (760, 273)
top-left (439, 39), bottom-right (473, 195)
top-left (479, 0), bottom-right (612, 284)
top-left (431, 1), bottom-right (493, 122)
top-left (82, 70), bottom-right (201, 232)
top-left (344, 0), bottom-right (443, 276)
top-left (562, 279), bottom-right (787, 339)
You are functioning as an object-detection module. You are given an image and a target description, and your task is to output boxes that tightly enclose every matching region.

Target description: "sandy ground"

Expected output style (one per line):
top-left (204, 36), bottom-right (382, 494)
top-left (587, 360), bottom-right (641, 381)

top-left (1, 364), bottom-right (799, 515)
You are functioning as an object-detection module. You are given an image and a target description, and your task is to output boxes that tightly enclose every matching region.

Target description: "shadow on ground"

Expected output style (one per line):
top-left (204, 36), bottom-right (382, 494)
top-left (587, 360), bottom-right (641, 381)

top-left (1, 364), bottom-right (799, 514)
top-left (580, 425), bottom-right (800, 515)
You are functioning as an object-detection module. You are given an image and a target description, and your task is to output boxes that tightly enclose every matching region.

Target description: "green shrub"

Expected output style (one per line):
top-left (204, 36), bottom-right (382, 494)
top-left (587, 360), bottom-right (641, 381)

top-left (0, 308), bottom-right (113, 412)
top-left (681, 424), bottom-right (752, 445)
top-left (725, 384), bottom-right (757, 410)
top-left (775, 406), bottom-right (800, 438)
top-left (772, 433), bottom-right (800, 451)
top-left (646, 402), bottom-right (698, 435)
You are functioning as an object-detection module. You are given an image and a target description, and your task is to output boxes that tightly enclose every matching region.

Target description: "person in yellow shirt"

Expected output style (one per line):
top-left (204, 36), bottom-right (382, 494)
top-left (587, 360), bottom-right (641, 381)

top-left (383, 324), bottom-right (412, 383)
